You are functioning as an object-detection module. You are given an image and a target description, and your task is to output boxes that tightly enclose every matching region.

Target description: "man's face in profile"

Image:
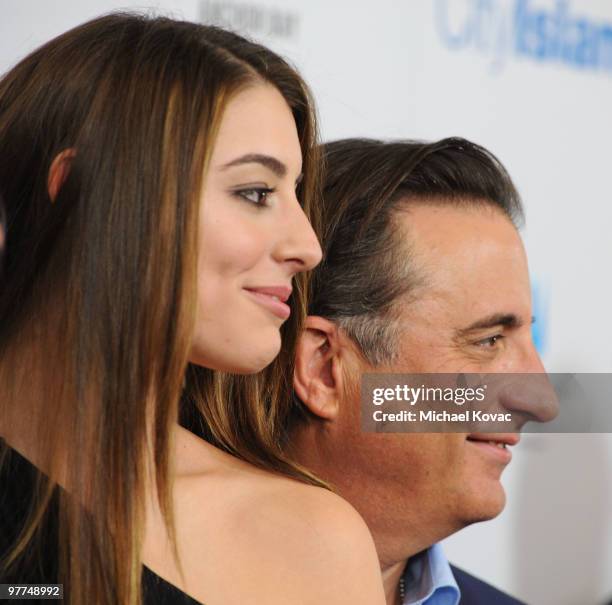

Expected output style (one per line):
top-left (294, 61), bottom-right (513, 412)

top-left (321, 202), bottom-right (546, 560)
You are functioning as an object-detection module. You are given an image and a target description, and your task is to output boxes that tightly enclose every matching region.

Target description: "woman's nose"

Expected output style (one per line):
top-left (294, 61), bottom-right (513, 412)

top-left (272, 197), bottom-right (322, 272)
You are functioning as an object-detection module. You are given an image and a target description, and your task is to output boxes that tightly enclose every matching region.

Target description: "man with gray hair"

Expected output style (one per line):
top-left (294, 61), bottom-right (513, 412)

top-left (287, 138), bottom-right (554, 604)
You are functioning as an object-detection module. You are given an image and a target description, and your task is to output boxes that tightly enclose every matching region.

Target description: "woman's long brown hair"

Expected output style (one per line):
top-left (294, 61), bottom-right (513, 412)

top-left (0, 13), bottom-right (324, 604)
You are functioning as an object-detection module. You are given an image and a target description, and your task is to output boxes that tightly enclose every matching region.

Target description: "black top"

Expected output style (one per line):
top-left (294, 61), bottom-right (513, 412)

top-left (0, 441), bottom-right (203, 604)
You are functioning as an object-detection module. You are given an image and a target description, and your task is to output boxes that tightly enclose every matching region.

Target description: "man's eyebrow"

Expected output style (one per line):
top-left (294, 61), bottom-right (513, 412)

top-left (457, 313), bottom-right (526, 336)
top-left (220, 153), bottom-right (287, 178)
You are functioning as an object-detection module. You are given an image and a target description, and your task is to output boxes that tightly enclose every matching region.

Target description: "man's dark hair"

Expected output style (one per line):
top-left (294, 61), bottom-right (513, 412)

top-left (308, 137), bottom-right (524, 366)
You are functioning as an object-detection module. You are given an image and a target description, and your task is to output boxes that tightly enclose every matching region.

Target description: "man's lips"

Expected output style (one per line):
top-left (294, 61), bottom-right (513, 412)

top-left (466, 433), bottom-right (520, 464)
top-left (243, 286), bottom-right (292, 320)
top-left (467, 433), bottom-right (521, 447)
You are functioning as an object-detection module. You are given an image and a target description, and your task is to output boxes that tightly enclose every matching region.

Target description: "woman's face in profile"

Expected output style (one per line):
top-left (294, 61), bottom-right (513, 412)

top-left (189, 83), bottom-right (322, 373)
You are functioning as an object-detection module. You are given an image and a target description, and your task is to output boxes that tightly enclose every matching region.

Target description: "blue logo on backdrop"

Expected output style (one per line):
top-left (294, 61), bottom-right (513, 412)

top-left (531, 281), bottom-right (548, 355)
top-left (435, 0), bottom-right (612, 75)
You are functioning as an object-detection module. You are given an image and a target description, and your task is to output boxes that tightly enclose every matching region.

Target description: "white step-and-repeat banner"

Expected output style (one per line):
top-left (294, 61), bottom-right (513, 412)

top-left (2, 2), bottom-right (611, 603)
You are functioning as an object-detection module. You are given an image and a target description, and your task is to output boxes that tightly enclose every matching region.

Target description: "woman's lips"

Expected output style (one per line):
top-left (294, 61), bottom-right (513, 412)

top-left (243, 287), bottom-right (291, 320)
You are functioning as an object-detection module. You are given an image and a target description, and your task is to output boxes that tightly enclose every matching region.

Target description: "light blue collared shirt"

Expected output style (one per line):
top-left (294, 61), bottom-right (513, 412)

top-left (401, 543), bottom-right (460, 605)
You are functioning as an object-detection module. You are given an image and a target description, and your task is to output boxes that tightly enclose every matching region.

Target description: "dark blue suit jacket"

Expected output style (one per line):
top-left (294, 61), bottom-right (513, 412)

top-left (451, 565), bottom-right (527, 604)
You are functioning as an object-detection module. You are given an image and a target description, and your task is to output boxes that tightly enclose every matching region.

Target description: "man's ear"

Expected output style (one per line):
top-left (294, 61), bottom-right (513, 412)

top-left (294, 316), bottom-right (344, 421)
top-left (48, 149), bottom-right (76, 202)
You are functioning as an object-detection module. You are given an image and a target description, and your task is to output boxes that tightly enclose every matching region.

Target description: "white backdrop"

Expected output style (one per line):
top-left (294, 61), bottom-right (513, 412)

top-left (2, 2), bottom-right (611, 603)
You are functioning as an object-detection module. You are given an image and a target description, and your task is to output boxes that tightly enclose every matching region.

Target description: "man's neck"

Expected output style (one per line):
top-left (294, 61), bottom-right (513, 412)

top-left (382, 560), bottom-right (406, 605)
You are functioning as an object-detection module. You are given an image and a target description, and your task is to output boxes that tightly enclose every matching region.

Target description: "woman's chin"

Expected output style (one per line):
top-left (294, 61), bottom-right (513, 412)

top-left (189, 336), bottom-right (282, 374)
top-left (236, 341), bottom-right (282, 374)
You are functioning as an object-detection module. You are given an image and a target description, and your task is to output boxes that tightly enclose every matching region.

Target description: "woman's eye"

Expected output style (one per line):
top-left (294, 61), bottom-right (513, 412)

top-left (476, 335), bottom-right (503, 348)
top-left (236, 188), bottom-right (274, 206)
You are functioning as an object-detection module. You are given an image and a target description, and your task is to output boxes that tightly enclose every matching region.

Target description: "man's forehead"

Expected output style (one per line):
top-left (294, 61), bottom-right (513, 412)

top-left (394, 203), bottom-right (521, 266)
top-left (390, 202), bottom-right (530, 321)
top-left (394, 199), bottom-right (514, 238)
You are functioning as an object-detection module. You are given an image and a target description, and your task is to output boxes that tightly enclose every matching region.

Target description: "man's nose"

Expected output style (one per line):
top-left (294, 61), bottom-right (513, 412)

top-left (273, 197), bottom-right (322, 272)
top-left (498, 374), bottom-right (559, 424)
top-left (498, 341), bottom-right (559, 424)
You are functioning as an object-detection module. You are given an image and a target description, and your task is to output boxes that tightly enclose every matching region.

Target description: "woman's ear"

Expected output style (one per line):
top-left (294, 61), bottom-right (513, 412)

top-left (48, 149), bottom-right (76, 202)
top-left (294, 316), bottom-right (344, 421)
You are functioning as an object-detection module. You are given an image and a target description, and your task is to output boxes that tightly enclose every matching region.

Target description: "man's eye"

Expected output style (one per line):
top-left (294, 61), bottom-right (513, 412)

top-left (235, 187), bottom-right (274, 206)
top-left (476, 335), bottom-right (503, 348)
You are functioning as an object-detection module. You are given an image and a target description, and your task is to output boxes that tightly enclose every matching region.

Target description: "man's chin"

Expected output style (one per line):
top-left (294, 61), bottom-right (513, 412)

top-left (462, 485), bottom-right (507, 525)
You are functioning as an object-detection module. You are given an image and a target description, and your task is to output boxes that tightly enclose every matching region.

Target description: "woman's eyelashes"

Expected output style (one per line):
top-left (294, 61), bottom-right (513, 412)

top-left (232, 185), bottom-right (275, 207)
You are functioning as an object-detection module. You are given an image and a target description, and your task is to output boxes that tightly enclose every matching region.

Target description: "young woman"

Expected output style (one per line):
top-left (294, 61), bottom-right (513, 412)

top-left (0, 14), bottom-right (385, 605)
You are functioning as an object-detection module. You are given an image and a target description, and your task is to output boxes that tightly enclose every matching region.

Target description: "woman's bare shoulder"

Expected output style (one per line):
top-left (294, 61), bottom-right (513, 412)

top-left (164, 428), bottom-right (386, 604)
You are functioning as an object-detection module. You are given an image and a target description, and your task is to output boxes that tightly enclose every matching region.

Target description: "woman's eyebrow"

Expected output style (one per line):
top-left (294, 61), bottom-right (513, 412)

top-left (221, 153), bottom-right (287, 178)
